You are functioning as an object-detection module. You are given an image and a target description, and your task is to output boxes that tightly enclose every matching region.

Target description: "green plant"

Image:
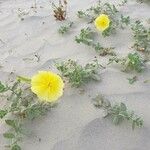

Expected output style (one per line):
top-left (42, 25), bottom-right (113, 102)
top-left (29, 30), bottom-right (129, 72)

top-left (108, 52), bottom-right (145, 72)
top-left (58, 22), bottom-right (73, 34)
top-left (0, 80), bottom-right (56, 150)
top-left (56, 59), bottom-right (102, 87)
top-left (131, 20), bottom-right (150, 52)
top-left (93, 95), bottom-right (143, 129)
top-left (75, 27), bottom-right (115, 56)
top-left (77, 1), bottom-right (130, 37)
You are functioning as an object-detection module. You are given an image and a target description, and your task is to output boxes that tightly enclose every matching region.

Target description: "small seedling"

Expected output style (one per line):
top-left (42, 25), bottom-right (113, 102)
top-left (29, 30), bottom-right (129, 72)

top-left (58, 22), bottom-right (73, 34)
top-left (93, 94), bottom-right (143, 129)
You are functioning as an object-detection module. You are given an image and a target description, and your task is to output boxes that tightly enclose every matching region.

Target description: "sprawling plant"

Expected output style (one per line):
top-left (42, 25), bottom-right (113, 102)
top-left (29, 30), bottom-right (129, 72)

top-left (56, 59), bottom-right (102, 87)
top-left (108, 52), bottom-right (145, 72)
top-left (93, 94), bottom-right (143, 129)
top-left (0, 80), bottom-right (56, 150)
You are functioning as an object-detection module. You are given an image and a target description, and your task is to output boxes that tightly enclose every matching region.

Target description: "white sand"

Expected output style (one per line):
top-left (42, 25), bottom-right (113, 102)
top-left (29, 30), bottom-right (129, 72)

top-left (0, 0), bottom-right (150, 149)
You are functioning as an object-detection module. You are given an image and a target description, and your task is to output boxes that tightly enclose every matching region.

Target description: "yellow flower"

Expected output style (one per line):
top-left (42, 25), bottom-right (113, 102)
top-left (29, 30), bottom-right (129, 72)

top-left (94, 14), bottom-right (110, 31)
top-left (31, 71), bottom-right (64, 102)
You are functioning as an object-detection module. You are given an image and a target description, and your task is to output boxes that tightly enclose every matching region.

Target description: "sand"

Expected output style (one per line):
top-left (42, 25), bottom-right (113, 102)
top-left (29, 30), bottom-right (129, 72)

top-left (0, 0), bottom-right (150, 149)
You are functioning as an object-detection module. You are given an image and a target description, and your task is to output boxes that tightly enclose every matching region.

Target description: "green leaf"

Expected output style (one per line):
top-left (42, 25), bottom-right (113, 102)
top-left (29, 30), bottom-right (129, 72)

top-left (5, 120), bottom-right (16, 128)
top-left (0, 81), bottom-right (7, 93)
top-left (3, 133), bottom-right (15, 139)
top-left (11, 144), bottom-right (21, 150)
top-left (0, 109), bottom-right (7, 119)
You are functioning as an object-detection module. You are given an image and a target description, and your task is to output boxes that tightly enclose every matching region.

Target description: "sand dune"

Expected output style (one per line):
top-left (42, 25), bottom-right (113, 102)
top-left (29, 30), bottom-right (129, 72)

top-left (0, 0), bottom-right (150, 149)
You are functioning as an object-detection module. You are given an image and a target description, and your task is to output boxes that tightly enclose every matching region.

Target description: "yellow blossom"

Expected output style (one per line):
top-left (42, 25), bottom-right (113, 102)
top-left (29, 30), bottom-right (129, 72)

top-left (31, 71), bottom-right (64, 102)
top-left (94, 14), bottom-right (110, 31)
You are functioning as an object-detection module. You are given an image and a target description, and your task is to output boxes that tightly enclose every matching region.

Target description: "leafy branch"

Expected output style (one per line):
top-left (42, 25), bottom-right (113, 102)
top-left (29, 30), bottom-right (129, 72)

top-left (108, 52), bottom-right (145, 72)
top-left (93, 95), bottom-right (143, 129)
top-left (75, 27), bottom-right (115, 56)
top-left (56, 59), bottom-right (103, 87)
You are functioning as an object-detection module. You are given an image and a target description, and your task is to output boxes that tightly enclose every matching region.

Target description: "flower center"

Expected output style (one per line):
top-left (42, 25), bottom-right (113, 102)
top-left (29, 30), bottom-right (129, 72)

top-left (48, 82), bottom-right (51, 87)
top-left (101, 21), bottom-right (106, 26)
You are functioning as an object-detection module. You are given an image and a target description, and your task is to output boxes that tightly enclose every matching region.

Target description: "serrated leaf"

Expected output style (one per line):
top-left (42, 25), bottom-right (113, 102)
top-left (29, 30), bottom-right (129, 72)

top-left (3, 133), bottom-right (15, 139)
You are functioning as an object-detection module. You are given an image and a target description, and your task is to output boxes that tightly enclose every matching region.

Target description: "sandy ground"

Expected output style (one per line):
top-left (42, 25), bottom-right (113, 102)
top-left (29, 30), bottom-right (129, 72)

top-left (0, 0), bottom-right (150, 149)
